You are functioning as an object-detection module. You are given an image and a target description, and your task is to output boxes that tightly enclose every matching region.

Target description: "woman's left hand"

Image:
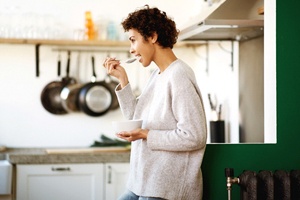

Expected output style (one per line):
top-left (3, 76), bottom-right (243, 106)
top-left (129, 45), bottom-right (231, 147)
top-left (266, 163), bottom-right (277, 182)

top-left (116, 128), bottom-right (149, 142)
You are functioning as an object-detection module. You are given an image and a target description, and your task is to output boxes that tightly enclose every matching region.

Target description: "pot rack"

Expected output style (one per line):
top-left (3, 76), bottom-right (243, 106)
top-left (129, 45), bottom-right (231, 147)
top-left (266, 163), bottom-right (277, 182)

top-left (50, 47), bottom-right (131, 77)
top-left (51, 47), bottom-right (131, 57)
top-left (34, 40), bottom-right (131, 77)
top-left (37, 44), bottom-right (132, 77)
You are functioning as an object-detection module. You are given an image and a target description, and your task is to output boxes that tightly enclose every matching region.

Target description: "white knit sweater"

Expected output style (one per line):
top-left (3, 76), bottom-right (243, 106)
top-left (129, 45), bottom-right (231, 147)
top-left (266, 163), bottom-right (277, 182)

top-left (116, 59), bottom-right (207, 200)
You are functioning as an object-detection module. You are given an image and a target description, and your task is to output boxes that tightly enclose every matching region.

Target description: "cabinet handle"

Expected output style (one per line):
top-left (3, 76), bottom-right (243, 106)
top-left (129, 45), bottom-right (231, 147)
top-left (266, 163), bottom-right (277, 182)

top-left (51, 167), bottom-right (71, 171)
top-left (108, 166), bottom-right (112, 184)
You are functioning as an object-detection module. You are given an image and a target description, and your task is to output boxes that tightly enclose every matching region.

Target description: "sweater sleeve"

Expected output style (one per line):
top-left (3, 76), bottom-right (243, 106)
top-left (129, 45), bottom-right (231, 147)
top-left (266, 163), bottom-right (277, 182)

top-left (115, 83), bottom-right (137, 120)
top-left (147, 66), bottom-right (207, 152)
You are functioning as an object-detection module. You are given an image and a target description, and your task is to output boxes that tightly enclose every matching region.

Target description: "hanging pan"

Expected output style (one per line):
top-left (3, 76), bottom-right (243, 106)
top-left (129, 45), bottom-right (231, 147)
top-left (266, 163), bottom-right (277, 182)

top-left (60, 53), bottom-right (82, 112)
top-left (103, 73), bottom-right (119, 110)
top-left (78, 55), bottom-right (113, 117)
top-left (40, 51), bottom-right (75, 115)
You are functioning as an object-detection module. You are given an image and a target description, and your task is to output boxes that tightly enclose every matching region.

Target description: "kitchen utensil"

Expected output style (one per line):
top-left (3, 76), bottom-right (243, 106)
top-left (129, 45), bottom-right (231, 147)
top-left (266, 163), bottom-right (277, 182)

top-left (121, 57), bottom-right (137, 64)
top-left (60, 53), bottom-right (82, 112)
top-left (78, 55), bottom-right (113, 117)
top-left (208, 93), bottom-right (217, 111)
top-left (40, 52), bottom-right (74, 114)
top-left (104, 74), bottom-right (119, 110)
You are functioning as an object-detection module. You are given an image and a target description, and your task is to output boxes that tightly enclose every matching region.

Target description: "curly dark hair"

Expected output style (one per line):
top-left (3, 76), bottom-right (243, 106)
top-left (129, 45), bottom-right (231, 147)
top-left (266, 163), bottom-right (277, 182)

top-left (121, 5), bottom-right (179, 49)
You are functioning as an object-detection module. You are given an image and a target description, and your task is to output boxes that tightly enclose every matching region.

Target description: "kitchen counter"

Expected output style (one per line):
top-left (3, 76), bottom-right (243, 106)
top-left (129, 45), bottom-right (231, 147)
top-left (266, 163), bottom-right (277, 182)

top-left (1, 148), bottom-right (130, 164)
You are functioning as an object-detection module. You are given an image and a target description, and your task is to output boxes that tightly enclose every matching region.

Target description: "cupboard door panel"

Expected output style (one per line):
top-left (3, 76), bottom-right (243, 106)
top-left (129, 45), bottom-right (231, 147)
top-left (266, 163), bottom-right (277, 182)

top-left (16, 164), bottom-right (104, 200)
top-left (105, 163), bottom-right (130, 200)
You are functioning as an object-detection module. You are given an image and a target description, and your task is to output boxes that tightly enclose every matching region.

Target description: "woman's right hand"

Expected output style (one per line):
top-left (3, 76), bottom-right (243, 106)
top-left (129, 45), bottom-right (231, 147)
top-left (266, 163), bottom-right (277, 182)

top-left (103, 57), bottom-right (129, 88)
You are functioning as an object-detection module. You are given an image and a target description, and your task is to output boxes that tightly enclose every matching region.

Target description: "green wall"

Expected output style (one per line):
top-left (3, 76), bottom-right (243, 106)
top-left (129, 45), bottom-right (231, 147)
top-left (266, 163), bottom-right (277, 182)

top-left (202, 0), bottom-right (300, 199)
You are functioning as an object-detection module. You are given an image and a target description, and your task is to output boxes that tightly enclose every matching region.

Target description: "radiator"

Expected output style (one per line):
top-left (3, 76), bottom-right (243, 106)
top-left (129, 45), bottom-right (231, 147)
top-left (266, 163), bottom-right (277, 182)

top-left (225, 168), bottom-right (300, 200)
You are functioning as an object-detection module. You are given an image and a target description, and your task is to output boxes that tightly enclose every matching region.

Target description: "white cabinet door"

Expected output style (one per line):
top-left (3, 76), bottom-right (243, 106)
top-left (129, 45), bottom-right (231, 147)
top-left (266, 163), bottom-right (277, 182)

top-left (16, 164), bottom-right (104, 200)
top-left (104, 163), bottom-right (130, 200)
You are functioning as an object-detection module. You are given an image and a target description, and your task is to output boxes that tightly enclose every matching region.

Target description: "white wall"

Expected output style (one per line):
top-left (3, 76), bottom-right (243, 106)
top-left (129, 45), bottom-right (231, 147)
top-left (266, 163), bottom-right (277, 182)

top-left (0, 43), bottom-right (238, 147)
top-left (0, 0), bottom-right (238, 147)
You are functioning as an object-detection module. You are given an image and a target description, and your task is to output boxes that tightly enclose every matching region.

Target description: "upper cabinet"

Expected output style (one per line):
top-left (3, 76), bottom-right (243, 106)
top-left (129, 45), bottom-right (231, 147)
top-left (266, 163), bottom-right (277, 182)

top-left (178, 0), bottom-right (264, 41)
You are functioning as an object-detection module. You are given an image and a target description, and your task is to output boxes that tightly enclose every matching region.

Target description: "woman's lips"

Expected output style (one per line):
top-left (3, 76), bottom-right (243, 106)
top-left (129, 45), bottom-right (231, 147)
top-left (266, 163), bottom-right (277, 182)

top-left (136, 55), bottom-right (141, 62)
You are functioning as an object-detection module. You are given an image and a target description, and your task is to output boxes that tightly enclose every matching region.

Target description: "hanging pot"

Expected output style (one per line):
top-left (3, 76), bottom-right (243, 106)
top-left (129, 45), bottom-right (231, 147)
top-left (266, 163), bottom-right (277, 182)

top-left (40, 52), bottom-right (74, 115)
top-left (104, 75), bottom-right (119, 110)
top-left (60, 53), bottom-right (82, 112)
top-left (78, 55), bottom-right (113, 117)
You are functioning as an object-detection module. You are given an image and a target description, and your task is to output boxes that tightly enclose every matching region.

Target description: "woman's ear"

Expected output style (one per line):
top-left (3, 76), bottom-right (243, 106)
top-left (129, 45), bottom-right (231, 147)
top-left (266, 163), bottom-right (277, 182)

top-left (150, 32), bottom-right (158, 44)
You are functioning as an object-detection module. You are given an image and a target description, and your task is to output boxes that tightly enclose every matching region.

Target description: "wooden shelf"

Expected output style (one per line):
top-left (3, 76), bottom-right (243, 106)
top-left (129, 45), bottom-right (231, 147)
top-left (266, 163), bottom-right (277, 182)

top-left (0, 38), bottom-right (130, 47)
top-left (0, 38), bottom-right (199, 48)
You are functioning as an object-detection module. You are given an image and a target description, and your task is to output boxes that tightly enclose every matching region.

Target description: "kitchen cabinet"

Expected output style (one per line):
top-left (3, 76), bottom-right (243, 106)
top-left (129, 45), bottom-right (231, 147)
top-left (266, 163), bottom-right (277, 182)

top-left (16, 163), bottom-right (104, 200)
top-left (104, 163), bottom-right (130, 200)
top-left (16, 162), bottom-right (130, 200)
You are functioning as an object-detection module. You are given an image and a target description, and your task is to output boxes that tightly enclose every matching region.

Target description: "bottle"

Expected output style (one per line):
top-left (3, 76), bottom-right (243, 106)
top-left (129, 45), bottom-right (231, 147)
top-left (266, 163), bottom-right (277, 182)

top-left (107, 21), bottom-right (118, 41)
top-left (85, 11), bottom-right (96, 40)
top-left (94, 15), bottom-right (108, 41)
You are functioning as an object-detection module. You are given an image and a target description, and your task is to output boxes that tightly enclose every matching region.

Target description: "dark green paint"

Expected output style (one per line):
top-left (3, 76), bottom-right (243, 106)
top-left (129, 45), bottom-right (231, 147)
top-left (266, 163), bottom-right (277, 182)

top-left (202, 1), bottom-right (300, 199)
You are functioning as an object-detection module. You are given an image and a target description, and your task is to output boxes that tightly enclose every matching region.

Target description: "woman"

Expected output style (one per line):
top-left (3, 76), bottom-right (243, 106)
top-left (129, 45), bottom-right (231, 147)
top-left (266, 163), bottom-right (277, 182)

top-left (103, 5), bottom-right (207, 200)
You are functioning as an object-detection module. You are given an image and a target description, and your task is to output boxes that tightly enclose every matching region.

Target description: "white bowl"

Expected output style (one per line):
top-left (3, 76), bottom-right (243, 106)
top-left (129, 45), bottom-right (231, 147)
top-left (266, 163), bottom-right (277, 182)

top-left (112, 119), bottom-right (143, 133)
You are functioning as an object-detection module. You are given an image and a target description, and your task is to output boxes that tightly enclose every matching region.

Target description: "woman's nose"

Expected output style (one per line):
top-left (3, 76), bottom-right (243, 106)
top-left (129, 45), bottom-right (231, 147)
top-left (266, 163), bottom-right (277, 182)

top-left (129, 47), bottom-right (135, 54)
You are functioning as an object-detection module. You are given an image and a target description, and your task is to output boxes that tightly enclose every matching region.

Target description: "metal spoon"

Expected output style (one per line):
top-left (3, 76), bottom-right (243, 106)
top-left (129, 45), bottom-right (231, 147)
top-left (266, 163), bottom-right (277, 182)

top-left (121, 57), bottom-right (137, 64)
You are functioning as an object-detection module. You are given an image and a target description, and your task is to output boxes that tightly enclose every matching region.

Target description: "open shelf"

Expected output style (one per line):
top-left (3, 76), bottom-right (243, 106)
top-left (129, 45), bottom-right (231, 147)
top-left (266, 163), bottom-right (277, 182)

top-left (0, 38), bottom-right (130, 47)
top-left (0, 38), bottom-right (197, 47)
